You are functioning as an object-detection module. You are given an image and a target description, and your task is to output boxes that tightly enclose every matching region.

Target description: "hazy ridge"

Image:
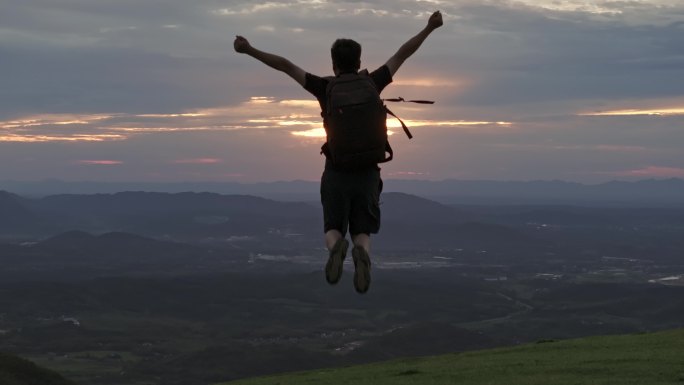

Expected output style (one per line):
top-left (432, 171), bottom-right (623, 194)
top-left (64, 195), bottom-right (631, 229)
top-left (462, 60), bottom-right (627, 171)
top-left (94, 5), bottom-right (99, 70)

top-left (3, 178), bottom-right (684, 206)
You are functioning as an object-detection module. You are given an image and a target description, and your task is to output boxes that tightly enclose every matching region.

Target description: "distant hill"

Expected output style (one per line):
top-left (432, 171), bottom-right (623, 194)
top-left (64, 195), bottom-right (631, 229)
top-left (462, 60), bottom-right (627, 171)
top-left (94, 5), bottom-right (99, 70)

top-left (493, 205), bottom-right (684, 227)
top-left (0, 191), bottom-right (35, 233)
top-left (380, 192), bottom-right (473, 224)
top-left (217, 328), bottom-right (684, 385)
top-left (1, 191), bottom-right (541, 252)
top-left (33, 191), bottom-right (317, 219)
top-left (2, 190), bottom-right (681, 257)
top-left (0, 353), bottom-right (76, 385)
top-left (3, 178), bottom-right (684, 206)
top-left (23, 191), bottom-right (321, 237)
top-left (386, 178), bottom-right (684, 206)
top-left (2, 190), bottom-right (503, 240)
top-left (0, 191), bottom-right (28, 216)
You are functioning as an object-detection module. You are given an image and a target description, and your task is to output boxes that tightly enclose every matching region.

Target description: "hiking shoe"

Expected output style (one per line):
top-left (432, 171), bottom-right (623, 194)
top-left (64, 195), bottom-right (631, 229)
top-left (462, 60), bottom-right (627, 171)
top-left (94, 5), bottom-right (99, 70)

top-left (352, 246), bottom-right (371, 294)
top-left (325, 238), bottom-right (349, 285)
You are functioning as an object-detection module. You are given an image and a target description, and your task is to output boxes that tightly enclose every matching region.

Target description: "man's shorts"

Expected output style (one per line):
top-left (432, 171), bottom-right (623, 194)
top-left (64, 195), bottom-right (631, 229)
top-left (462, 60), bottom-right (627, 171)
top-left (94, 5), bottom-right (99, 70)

top-left (320, 165), bottom-right (383, 236)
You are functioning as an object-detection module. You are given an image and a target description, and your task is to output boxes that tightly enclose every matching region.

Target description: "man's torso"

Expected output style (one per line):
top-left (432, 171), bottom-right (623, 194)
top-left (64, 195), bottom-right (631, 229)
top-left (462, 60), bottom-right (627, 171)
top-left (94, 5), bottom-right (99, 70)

top-left (303, 65), bottom-right (393, 171)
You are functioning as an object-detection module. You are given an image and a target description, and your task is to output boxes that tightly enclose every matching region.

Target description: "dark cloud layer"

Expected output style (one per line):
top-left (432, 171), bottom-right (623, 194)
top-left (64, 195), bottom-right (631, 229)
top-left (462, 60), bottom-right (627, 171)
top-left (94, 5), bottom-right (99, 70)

top-left (4, 1), bottom-right (684, 115)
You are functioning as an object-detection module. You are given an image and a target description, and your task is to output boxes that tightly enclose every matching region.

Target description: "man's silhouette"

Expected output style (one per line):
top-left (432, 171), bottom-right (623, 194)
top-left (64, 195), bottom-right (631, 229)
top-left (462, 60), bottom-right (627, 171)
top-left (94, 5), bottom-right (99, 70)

top-left (234, 10), bottom-right (443, 293)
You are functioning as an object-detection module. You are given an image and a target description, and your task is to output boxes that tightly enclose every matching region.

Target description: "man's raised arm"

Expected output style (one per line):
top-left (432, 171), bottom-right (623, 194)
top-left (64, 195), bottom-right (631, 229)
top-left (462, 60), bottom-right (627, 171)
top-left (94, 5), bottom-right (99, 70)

top-left (233, 36), bottom-right (306, 87)
top-left (385, 11), bottom-right (443, 77)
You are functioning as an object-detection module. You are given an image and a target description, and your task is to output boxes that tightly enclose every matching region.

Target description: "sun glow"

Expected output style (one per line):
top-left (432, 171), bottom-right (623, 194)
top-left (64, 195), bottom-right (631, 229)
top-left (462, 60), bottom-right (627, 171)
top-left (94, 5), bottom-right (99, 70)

top-left (291, 128), bottom-right (326, 138)
top-left (0, 96), bottom-right (505, 144)
top-left (0, 114), bottom-right (114, 129)
top-left (173, 158), bottom-right (223, 164)
top-left (607, 166), bottom-right (684, 178)
top-left (289, 119), bottom-right (511, 139)
top-left (76, 160), bottom-right (123, 165)
top-left (279, 100), bottom-right (320, 108)
top-left (512, 0), bottom-right (623, 14)
top-left (136, 113), bottom-right (207, 118)
top-left (386, 119), bottom-right (512, 128)
top-left (0, 134), bottom-right (125, 142)
top-left (277, 120), bottom-right (320, 126)
top-left (581, 107), bottom-right (684, 116)
top-left (392, 78), bottom-right (463, 87)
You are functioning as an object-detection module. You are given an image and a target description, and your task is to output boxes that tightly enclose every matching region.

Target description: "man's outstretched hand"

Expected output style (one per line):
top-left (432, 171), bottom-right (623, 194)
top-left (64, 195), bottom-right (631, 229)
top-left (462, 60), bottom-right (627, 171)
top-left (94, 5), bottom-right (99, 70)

top-left (234, 35), bottom-right (251, 53)
top-left (427, 11), bottom-right (443, 30)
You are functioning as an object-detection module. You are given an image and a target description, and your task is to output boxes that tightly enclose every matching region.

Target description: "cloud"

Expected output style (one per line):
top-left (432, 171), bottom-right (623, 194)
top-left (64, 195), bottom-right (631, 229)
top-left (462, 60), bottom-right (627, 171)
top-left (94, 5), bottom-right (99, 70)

top-left (600, 166), bottom-right (684, 178)
top-left (0, 97), bottom-right (324, 143)
top-left (1, 94), bottom-right (511, 143)
top-left (5, 0), bottom-right (684, 117)
top-left (2, 0), bottom-right (684, 182)
top-left (172, 158), bottom-right (223, 164)
top-left (76, 160), bottom-right (124, 165)
top-left (291, 128), bottom-right (326, 138)
top-left (386, 171), bottom-right (430, 177)
top-left (581, 107), bottom-right (684, 116)
top-left (0, 134), bottom-right (124, 143)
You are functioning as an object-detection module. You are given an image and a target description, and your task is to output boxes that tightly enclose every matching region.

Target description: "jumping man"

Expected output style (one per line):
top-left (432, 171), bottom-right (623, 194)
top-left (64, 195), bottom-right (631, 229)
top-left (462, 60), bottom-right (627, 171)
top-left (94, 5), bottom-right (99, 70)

top-left (234, 10), bottom-right (443, 293)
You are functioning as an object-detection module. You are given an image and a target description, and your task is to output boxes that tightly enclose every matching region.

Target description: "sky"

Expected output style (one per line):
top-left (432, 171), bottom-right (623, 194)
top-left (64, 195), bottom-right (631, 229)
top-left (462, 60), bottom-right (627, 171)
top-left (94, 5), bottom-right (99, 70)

top-left (1, 0), bottom-right (684, 183)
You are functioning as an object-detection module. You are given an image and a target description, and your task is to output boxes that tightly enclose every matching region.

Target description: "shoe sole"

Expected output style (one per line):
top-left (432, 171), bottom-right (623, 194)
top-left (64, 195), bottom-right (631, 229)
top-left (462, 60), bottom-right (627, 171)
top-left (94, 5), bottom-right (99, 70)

top-left (352, 247), bottom-right (371, 294)
top-left (325, 238), bottom-right (349, 284)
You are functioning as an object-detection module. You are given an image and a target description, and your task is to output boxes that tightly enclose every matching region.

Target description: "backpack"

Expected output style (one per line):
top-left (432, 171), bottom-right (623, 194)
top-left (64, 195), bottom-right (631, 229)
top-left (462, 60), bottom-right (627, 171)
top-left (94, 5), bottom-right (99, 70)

top-left (321, 70), bottom-right (389, 170)
top-left (320, 70), bottom-right (427, 170)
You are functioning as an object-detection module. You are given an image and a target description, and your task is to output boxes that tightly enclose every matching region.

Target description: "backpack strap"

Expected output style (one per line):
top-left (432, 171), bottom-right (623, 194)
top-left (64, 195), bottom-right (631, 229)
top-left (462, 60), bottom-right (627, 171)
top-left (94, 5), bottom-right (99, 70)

top-left (384, 106), bottom-right (413, 139)
top-left (321, 141), bottom-right (392, 164)
top-left (382, 96), bottom-right (435, 139)
top-left (384, 97), bottom-right (435, 104)
top-left (320, 142), bottom-right (331, 157)
top-left (321, 140), bottom-right (393, 161)
top-left (381, 142), bottom-right (394, 163)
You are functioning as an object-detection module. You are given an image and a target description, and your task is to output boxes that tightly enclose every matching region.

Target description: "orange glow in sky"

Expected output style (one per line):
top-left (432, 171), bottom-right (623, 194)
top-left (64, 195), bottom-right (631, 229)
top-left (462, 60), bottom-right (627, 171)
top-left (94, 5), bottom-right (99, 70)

top-left (76, 160), bottom-right (124, 165)
top-left (581, 107), bottom-right (684, 116)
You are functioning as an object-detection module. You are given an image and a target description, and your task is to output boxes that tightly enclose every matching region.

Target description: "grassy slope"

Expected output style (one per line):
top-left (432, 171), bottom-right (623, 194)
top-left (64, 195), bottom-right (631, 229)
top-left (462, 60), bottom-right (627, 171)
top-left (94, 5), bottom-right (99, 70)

top-left (218, 329), bottom-right (684, 385)
top-left (0, 352), bottom-right (77, 385)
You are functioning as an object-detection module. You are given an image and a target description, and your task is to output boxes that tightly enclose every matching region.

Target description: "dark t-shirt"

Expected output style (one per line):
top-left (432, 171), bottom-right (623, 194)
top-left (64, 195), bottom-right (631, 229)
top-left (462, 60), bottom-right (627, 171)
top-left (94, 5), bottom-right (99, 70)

top-left (303, 65), bottom-right (393, 170)
top-left (303, 65), bottom-right (393, 112)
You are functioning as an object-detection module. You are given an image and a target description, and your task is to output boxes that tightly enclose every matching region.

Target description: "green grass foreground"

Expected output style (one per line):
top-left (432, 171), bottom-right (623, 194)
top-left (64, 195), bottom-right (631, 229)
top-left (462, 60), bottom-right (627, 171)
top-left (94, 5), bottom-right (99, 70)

top-left (218, 329), bottom-right (684, 385)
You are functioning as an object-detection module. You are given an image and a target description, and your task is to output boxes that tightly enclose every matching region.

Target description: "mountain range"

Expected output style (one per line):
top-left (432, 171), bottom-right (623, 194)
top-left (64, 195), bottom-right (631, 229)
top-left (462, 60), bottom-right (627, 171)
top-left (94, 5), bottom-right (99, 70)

top-left (3, 178), bottom-right (684, 206)
top-left (3, 189), bottom-right (683, 256)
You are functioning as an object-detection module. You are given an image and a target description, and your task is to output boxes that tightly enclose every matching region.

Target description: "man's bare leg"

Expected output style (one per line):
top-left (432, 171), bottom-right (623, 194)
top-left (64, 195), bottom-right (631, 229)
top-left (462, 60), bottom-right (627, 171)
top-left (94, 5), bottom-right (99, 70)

top-left (351, 233), bottom-right (371, 293)
top-left (325, 229), bottom-right (344, 251)
top-left (351, 233), bottom-right (370, 252)
top-left (325, 229), bottom-right (348, 284)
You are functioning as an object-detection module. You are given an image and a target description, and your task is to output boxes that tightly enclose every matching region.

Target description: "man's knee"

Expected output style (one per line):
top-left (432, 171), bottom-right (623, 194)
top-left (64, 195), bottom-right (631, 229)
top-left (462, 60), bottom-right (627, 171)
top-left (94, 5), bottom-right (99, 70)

top-left (351, 233), bottom-right (370, 251)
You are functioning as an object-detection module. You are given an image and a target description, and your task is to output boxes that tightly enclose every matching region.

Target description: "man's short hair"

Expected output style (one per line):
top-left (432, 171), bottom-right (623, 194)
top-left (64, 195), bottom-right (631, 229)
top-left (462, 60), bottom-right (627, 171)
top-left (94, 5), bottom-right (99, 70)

top-left (331, 38), bottom-right (361, 73)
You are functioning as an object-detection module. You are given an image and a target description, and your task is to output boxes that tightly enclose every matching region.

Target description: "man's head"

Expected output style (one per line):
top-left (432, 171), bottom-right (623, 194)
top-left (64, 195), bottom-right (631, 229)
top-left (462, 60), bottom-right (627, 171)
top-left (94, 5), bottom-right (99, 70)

top-left (331, 38), bottom-right (361, 75)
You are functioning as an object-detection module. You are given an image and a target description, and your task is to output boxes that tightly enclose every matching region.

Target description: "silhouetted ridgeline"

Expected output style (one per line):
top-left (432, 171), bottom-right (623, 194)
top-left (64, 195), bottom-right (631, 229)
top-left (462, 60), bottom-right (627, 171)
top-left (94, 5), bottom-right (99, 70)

top-left (0, 353), bottom-right (76, 385)
top-left (2, 178), bottom-right (684, 205)
top-left (2, 189), bottom-right (683, 258)
top-left (0, 191), bottom-right (35, 231)
top-left (0, 191), bottom-right (321, 239)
